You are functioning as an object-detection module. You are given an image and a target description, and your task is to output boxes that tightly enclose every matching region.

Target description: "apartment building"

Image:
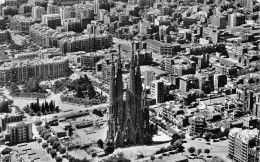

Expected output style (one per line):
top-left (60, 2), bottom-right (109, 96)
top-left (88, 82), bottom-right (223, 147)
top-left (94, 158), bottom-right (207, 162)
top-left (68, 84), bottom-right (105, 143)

top-left (228, 128), bottom-right (259, 162)
top-left (10, 15), bottom-right (35, 33)
top-left (150, 80), bottom-right (164, 103)
top-left (0, 114), bottom-right (23, 131)
top-left (47, 5), bottom-right (59, 14)
top-left (138, 50), bottom-right (153, 65)
top-left (189, 116), bottom-right (206, 135)
top-left (182, 17), bottom-right (196, 28)
top-left (59, 33), bottom-right (112, 54)
top-left (0, 17), bottom-right (6, 30)
top-left (179, 74), bottom-right (199, 93)
top-left (146, 39), bottom-right (181, 56)
top-left (29, 23), bottom-right (76, 47)
top-left (0, 56), bottom-right (69, 85)
top-left (31, 6), bottom-right (46, 20)
top-left (81, 52), bottom-right (105, 70)
top-left (228, 13), bottom-right (246, 27)
top-left (0, 30), bottom-right (9, 44)
top-left (42, 14), bottom-right (61, 29)
top-left (213, 73), bottom-right (227, 91)
top-left (210, 15), bottom-right (227, 29)
top-left (62, 18), bottom-right (82, 32)
top-left (60, 6), bottom-right (75, 20)
top-left (74, 3), bottom-right (94, 19)
top-left (144, 70), bottom-right (155, 86)
top-left (4, 121), bottom-right (33, 145)
top-left (19, 3), bottom-right (33, 14)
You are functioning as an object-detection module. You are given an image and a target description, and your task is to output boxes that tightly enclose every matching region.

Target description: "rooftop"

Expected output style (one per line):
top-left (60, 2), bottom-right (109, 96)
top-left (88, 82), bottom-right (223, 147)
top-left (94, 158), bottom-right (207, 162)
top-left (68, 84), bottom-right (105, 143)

top-left (0, 56), bottom-right (68, 70)
top-left (229, 128), bottom-right (259, 143)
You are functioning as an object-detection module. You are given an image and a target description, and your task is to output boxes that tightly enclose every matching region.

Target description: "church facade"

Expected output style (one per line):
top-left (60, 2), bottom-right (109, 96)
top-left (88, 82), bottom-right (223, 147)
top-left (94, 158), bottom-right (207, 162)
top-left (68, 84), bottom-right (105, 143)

top-left (107, 44), bottom-right (151, 148)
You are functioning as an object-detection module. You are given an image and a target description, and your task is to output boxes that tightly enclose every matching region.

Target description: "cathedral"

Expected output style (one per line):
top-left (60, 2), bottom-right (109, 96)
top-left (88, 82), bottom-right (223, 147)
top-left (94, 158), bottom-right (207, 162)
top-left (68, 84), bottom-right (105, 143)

top-left (107, 44), bottom-right (151, 148)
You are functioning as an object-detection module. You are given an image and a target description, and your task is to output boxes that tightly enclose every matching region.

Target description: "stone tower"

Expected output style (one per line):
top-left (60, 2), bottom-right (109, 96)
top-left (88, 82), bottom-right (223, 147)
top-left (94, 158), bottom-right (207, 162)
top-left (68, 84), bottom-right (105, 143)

top-left (107, 44), bottom-right (151, 148)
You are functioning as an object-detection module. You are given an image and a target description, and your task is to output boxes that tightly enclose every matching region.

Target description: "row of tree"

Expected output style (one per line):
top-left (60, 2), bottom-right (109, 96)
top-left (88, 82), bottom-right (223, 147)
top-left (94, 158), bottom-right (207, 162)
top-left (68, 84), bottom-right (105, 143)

top-left (23, 99), bottom-right (60, 116)
top-left (60, 95), bottom-right (106, 106)
top-left (188, 147), bottom-right (210, 156)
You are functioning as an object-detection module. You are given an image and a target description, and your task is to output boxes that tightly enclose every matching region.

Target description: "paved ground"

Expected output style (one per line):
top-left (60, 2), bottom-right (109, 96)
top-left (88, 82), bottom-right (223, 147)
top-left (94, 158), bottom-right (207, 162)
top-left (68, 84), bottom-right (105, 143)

top-left (202, 94), bottom-right (238, 106)
top-left (183, 138), bottom-right (232, 162)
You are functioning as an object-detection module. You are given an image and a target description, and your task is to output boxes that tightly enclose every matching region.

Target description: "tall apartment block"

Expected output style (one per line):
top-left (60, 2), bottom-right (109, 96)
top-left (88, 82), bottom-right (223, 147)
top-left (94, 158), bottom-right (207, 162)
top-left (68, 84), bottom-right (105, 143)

top-left (4, 121), bottom-right (33, 145)
top-left (31, 6), bottom-right (46, 20)
top-left (61, 18), bottom-right (82, 32)
top-left (0, 17), bottom-right (6, 30)
top-left (42, 14), bottom-right (61, 29)
top-left (0, 57), bottom-right (69, 85)
top-left (210, 15), bottom-right (227, 29)
top-left (74, 3), bottom-right (94, 19)
top-left (144, 70), bottom-right (155, 86)
top-left (150, 80), bottom-right (164, 103)
top-left (179, 74), bottom-right (199, 93)
top-left (60, 6), bottom-right (75, 19)
top-left (228, 128), bottom-right (259, 162)
top-left (228, 13), bottom-right (246, 27)
top-left (0, 30), bottom-right (9, 44)
top-left (47, 4), bottom-right (59, 14)
top-left (0, 115), bottom-right (23, 131)
top-left (213, 73), bottom-right (227, 91)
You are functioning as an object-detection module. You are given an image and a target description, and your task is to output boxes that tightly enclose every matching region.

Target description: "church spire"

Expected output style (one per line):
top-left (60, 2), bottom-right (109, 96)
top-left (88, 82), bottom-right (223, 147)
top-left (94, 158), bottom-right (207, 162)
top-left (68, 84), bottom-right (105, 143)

top-left (129, 42), bottom-right (136, 94)
top-left (118, 44), bottom-right (122, 68)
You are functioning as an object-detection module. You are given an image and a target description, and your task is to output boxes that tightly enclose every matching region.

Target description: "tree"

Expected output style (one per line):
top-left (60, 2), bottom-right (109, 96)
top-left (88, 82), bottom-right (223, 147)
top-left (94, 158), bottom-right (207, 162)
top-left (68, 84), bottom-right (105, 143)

top-left (248, 138), bottom-right (256, 148)
top-left (173, 140), bottom-right (183, 149)
top-left (40, 130), bottom-right (49, 137)
top-left (204, 133), bottom-right (211, 141)
top-left (76, 87), bottom-right (84, 98)
top-left (223, 128), bottom-right (230, 137)
top-left (59, 147), bottom-right (66, 154)
top-left (44, 133), bottom-right (52, 140)
top-left (204, 148), bottom-right (210, 155)
top-left (35, 120), bottom-right (42, 126)
top-left (46, 147), bottom-right (53, 154)
top-left (50, 149), bottom-right (57, 158)
top-left (49, 100), bottom-right (55, 112)
top-left (104, 140), bottom-right (114, 155)
top-left (87, 85), bottom-right (96, 99)
top-left (56, 156), bottom-right (62, 162)
top-left (42, 142), bottom-right (48, 148)
top-left (150, 155), bottom-right (155, 161)
top-left (45, 100), bottom-right (49, 112)
top-left (171, 132), bottom-right (181, 145)
top-left (53, 141), bottom-right (61, 149)
top-left (198, 149), bottom-right (202, 155)
top-left (37, 138), bottom-right (42, 144)
top-left (188, 147), bottom-right (196, 154)
top-left (97, 139), bottom-right (104, 148)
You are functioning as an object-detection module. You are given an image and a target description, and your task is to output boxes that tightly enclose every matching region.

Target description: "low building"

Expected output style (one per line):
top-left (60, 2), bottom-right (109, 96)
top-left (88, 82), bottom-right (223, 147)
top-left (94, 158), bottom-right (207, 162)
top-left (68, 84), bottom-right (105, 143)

top-left (13, 52), bottom-right (39, 60)
top-left (51, 126), bottom-right (66, 138)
